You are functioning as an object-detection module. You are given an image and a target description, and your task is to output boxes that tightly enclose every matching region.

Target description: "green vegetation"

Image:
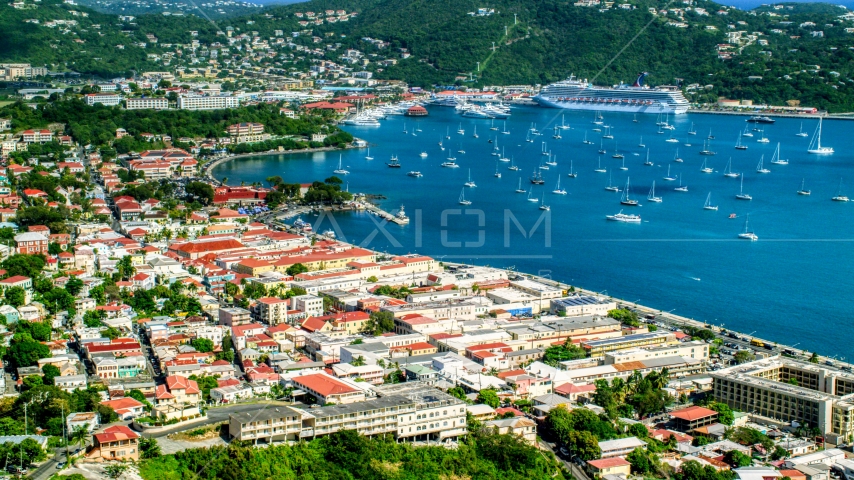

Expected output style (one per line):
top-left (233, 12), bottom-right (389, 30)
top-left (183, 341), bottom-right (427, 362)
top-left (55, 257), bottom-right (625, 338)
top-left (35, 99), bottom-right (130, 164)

top-left (140, 429), bottom-right (568, 480)
top-left (542, 339), bottom-right (587, 366)
top-left (607, 308), bottom-right (639, 327)
top-left (593, 369), bottom-right (672, 419)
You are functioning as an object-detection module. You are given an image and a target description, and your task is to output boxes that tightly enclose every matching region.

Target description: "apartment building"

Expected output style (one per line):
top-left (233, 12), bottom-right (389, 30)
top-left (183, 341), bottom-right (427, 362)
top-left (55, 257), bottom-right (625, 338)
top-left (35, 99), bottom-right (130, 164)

top-left (92, 355), bottom-right (147, 379)
top-left (712, 357), bottom-right (854, 443)
top-left (126, 97), bottom-right (169, 110)
top-left (583, 331), bottom-right (677, 357)
top-left (21, 129), bottom-right (53, 143)
top-left (176, 95), bottom-right (240, 110)
top-left (84, 93), bottom-right (122, 106)
top-left (292, 294), bottom-right (323, 317)
top-left (14, 232), bottom-right (48, 255)
top-left (550, 295), bottom-right (617, 316)
top-left (251, 297), bottom-right (290, 325)
top-left (228, 383), bottom-right (466, 443)
top-left (291, 372), bottom-right (366, 405)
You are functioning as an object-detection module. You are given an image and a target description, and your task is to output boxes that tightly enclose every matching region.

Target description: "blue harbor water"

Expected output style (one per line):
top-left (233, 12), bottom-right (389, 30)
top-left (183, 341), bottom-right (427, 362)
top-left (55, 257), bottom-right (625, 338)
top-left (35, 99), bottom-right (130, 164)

top-left (213, 106), bottom-right (854, 358)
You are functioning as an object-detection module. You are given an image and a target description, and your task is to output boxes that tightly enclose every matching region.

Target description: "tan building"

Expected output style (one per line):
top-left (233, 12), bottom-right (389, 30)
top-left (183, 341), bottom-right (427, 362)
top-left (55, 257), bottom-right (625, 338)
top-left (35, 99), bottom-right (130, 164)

top-left (251, 297), bottom-right (290, 325)
top-left (233, 258), bottom-right (275, 276)
top-left (89, 425), bottom-right (139, 461)
top-left (587, 457), bottom-right (632, 478)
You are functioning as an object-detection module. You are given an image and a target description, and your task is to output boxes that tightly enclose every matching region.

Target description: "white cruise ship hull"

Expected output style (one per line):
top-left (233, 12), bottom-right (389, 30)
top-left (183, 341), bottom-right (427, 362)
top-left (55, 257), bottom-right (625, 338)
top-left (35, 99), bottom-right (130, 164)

top-left (535, 96), bottom-right (687, 114)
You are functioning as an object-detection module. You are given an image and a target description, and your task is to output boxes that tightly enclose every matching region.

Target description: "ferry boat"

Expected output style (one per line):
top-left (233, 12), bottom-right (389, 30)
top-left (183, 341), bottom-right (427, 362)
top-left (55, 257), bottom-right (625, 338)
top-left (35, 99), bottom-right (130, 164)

top-left (606, 211), bottom-right (642, 223)
top-left (395, 206), bottom-right (410, 224)
top-left (535, 73), bottom-right (689, 114)
top-left (747, 116), bottom-right (775, 124)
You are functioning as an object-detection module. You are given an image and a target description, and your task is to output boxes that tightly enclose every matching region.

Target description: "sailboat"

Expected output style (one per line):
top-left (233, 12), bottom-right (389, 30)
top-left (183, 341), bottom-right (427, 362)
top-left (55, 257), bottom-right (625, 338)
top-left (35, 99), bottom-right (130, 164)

top-left (741, 125), bottom-right (753, 138)
top-left (567, 159), bottom-right (577, 178)
top-left (333, 154), bottom-right (350, 175)
top-left (735, 132), bottom-right (748, 150)
top-left (736, 175), bottom-right (752, 200)
top-left (700, 158), bottom-right (713, 174)
top-left (699, 140), bottom-right (716, 156)
top-left (703, 192), bottom-right (718, 211)
top-left (797, 178), bottom-right (811, 196)
top-left (499, 147), bottom-right (509, 162)
top-left (539, 193), bottom-right (550, 211)
top-left (508, 156), bottom-right (520, 171)
top-left (756, 155), bottom-right (770, 174)
top-left (553, 126), bottom-right (562, 140)
top-left (673, 148), bottom-right (683, 163)
top-left (502, 122), bottom-right (510, 135)
top-left (538, 158), bottom-right (549, 171)
top-left (832, 178), bottom-right (850, 202)
top-left (583, 131), bottom-right (594, 145)
top-left (769, 143), bottom-right (788, 165)
top-left (515, 178), bottom-right (526, 193)
top-left (808, 118), bottom-right (833, 154)
top-left (527, 188), bottom-right (539, 202)
top-left (644, 149), bottom-right (653, 167)
top-left (602, 126), bottom-right (614, 140)
top-left (365, 148), bottom-right (374, 160)
top-left (612, 142), bottom-right (624, 159)
top-left (796, 122), bottom-right (808, 137)
top-left (472, 126), bottom-right (478, 138)
top-left (546, 153), bottom-right (557, 167)
top-left (688, 122), bottom-right (697, 135)
top-left (592, 111), bottom-right (604, 125)
top-left (638, 136), bottom-right (645, 148)
top-left (605, 171), bottom-right (619, 192)
top-left (620, 178), bottom-right (638, 206)
top-left (619, 156), bottom-right (628, 171)
top-left (666, 134), bottom-right (679, 143)
top-left (553, 176), bottom-right (567, 195)
top-left (457, 123), bottom-right (465, 135)
top-left (647, 181), bottom-right (662, 203)
top-left (598, 139), bottom-right (606, 155)
top-left (663, 165), bottom-right (677, 181)
top-left (738, 214), bottom-right (758, 241)
top-left (675, 176), bottom-right (688, 192)
top-left (595, 157), bottom-right (607, 173)
top-left (707, 129), bottom-right (715, 140)
top-left (387, 155), bottom-right (402, 168)
top-left (756, 128), bottom-right (770, 143)
top-left (559, 115), bottom-right (570, 130)
top-left (464, 169), bottom-right (476, 187)
top-left (490, 119), bottom-right (498, 131)
top-left (445, 127), bottom-right (450, 140)
top-left (402, 123), bottom-right (408, 134)
top-left (526, 131), bottom-right (534, 143)
top-left (724, 158), bottom-right (739, 178)
top-left (458, 188), bottom-right (472, 206)
top-left (541, 142), bottom-right (550, 156)
top-left (633, 114), bottom-right (639, 123)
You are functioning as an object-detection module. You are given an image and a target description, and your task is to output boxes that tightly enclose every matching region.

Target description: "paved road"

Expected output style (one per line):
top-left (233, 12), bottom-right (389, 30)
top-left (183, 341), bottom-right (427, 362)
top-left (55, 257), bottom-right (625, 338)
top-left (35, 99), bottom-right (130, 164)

top-left (538, 441), bottom-right (590, 480)
top-left (28, 447), bottom-right (64, 480)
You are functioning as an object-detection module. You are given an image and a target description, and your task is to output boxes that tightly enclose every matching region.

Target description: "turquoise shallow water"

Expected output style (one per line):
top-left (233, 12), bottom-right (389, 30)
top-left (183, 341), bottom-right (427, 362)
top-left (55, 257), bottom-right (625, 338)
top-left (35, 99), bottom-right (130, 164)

top-left (213, 106), bottom-right (854, 358)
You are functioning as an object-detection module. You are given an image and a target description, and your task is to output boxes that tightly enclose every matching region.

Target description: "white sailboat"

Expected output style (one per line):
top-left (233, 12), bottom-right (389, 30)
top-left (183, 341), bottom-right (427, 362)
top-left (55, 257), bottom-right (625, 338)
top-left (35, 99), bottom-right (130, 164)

top-left (583, 131), bottom-right (593, 145)
top-left (769, 143), bottom-right (788, 165)
top-left (738, 215), bottom-right (758, 241)
top-left (598, 139), bottom-right (606, 154)
top-left (490, 119), bottom-right (498, 131)
top-left (502, 121), bottom-right (510, 135)
top-left (688, 122), bottom-right (697, 135)
top-left (594, 157), bottom-right (607, 173)
top-left (567, 159), bottom-right (577, 178)
top-left (638, 136), bottom-right (645, 148)
top-left (445, 127), bottom-right (450, 140)
top-left (675, 176), bottom-right (688, 192)
top-left (756, 128), bottom-right (770, 143)
top-left (464, 169), bottom-right (476, 188)
top-left (605, 171), bottom-right (619, 192)
top-left (663, 165), bottom-right (677, 181)
top-left (527, 187), bottom-right (539, 202)
top-left (723, 158), bottom-right (739, 178)
top-left (647, 181), bottom-right (662, 203)
top-left (666, 134), bottom-right (679, 143)
top-left (365, 148), bottom-right (374, 160)
top-left (515, 178), bottom-right (526, 193)
top-left (553, 126), bottom-right (562, 140)
top-left (832, 178), bottom-right (850, 202)
top-left (539, 193), bottom-right (550, 211)
top-left (472, 125), bottom-right (478, 138)
top-left (700, 158), bottom-right (713, 174)
top-left (796, 122), bottom-right (808, 137)
top-left (736, 175), bottom-right (752, 200)
top-left (546, 153), bottom-right (557, 167)
top-left (756, 155), bottom-right (770, 174)
top-left (673, 148), bottom-right (683, 163)
top-left (612, 142), bottom-right (624, 159)
top-left (553, 176), bottom-right (567, 195)
top-left (494, 162), bottom-right (502, 178)
top-left (735, 132), bottom-right (748, 150)
top-left (703, 192), bottom-right (718, 211)
top-left (457, 123), bottom-right (465, 135)
top-left (643, 149), bottom-right (653, 167)
top-left (559, 115), bottom-right (570, 130)
top-left (459, 188), bottom-right (472, 205)
top-left (508, 156), bottom-right (520, 171)
top-left (620, 177), bottom-right (638, 206)
top-left (808, 118), bottom-right (833, 154)
top-left (619, 156), bottom-right (628, 171)
top-left (699, 140), bottom-right (716, 156)
top-left (333, 154), bottom-right (350, 175)
top-left (797, 178), bottom-right (811, 196)
top-left (602, 126), bottom-right (614, 140)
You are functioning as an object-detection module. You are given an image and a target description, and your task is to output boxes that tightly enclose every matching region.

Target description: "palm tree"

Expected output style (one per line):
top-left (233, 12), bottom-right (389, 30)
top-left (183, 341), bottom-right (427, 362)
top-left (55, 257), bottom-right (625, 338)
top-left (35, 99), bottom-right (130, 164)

top-left (652, 367), bottom-right (670, 389)
top-left (610, 377), bottom-right (626, 401)
top-left (69, 425), bottom-right (89, 450)
top-left (626, 370), bottom-right (643, 395)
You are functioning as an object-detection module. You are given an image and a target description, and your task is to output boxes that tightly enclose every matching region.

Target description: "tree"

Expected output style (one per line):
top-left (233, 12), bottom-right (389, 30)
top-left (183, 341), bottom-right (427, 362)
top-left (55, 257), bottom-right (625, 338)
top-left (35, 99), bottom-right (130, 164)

top-left (104, 464), bottom-right (129, 479)
top-left (22, 375), bottom-right (43, 391)
top-left (366, 276), bottom-right (378, 283)
top-left (139, 437), bottom-right (161, 459)
top-left (543, 340), bottom-right (587, 366)
top-left (568, 430), bottom-right (601, 461)
top-left (96, 404), bottom-right (119, 424)
top-left (476, 389), bottom-right (500, 408)
top-left (83, 309), bottom-right (107, 328)
top-left (734, 350), bottom-right (755, 364)
top-left (126, 389), bottom-right (151, 408)
top-left (185, 182), bottom-right (215, 205)
top-left (1, 254), bottom-right (46, 278)
top-left (366, 311), bottom-right (395, 336)
top-left (629, 422), bottom-right (649, 439)
top-left (708, 401), bottom-right (735, 426)
top-left (286, 263), bottom-right (308, 276)
top-left (191, 338), bottom-right (214, 353)
top-left (448, 386), bottom-right (468, 402)
top-left (810, 352), bottom-right (820, 364)
top-left (771, 445), bottom-right (789, 460)
top-left (65, 277), bottom-right (84, 296)
top-left (4, 286), bottom-right (25, 307)
top-left (117, 255), bottom-right (136, 280)
top-left (627, 447), bottom-right (655, 474)
top-left (724, 449), bottom-right (753, 467)
top-left (607, 308), bottom-right (639, 327)
top-left (41, 364), bottom-right (60, 385)
top-left (9, 339), bottom-right (51, 367)
top-left (351, 356), bottom-right (366, 367)
top-left (69, 425), bottom-right (89, 449)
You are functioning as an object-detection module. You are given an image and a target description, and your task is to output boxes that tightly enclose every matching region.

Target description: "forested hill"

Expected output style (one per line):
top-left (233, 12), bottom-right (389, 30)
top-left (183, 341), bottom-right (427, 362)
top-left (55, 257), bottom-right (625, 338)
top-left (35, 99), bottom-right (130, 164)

top-left (3, 0), bottom-right (854, 110)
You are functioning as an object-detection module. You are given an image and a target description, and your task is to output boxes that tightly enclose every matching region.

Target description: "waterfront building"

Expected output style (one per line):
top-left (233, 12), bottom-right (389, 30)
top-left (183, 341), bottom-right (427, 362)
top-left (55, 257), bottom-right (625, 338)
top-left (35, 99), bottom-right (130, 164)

top-left (582, 331), bottom-right (678, 357)
top-left (712, 357), bottom-right (854, 443)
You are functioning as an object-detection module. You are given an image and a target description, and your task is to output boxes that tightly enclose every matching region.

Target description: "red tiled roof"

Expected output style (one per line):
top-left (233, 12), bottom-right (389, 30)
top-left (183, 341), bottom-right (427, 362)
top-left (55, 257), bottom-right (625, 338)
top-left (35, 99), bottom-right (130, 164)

top-left (166, 375), bottom-right (200, 394)
top-left (587, 457), bottom-right (630, 469)
top-left (94, 425), bottom-right (139, 443)
top-left (670, 405), bottom-right (718, 421)
top-left (293, 373), bottom-right (358, 397)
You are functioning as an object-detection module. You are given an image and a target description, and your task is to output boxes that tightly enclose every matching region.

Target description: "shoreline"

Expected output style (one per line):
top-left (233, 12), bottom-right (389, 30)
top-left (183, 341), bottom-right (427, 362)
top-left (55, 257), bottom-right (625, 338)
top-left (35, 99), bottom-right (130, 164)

top-left (202, 145), bottom-right (356, 185)
top-left (687, 109), bottom-right (854, 120)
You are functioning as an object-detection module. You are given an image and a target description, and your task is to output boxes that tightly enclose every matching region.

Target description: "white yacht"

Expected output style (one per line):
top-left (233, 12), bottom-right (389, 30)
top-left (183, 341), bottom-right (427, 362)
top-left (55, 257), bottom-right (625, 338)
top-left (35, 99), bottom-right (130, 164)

top-left (458, 188), bottom-right (472, 206)
top-left (464, 169), bottom-right (477, 188)
top-left (420, 151), bottom-right (428, 158)
top-left (703, 192), bottom-right (718, 211)
top-left (796, 122), bottom-right (808, 137)
top-left (736, 175), bottom-right (752, 200)
top-left (769, 143), bottom-right (787, 165)
top-left (700, 158), bottom-right (713, 174)
top-left (647, 181), bottom-right (662, 203)
top-left (515, 178), bottom-right (526, 193)
top-left (595, 157), bottom-right (607, 173)
top-left (756, 155), bottom-right (770, 174)
top-left (832, 178), bottom-right (850, 202)
top-left (723, 158), bottom-right (739, 178)
top-left (365, 148), bottom-right (374, 160)
top-left (738, 215), bottom-right (758, 241)
top-left (674, 176), bottom-right (688, 192)
top-left (797, 178), bottom-right (811, 196)
top-left (808, 118), bottom-right (833, 154)
top-left (663, 165), bottom-right (677, 181)
top-left (553, 176), bottom-right (567, 195)
top-left (605, 172), bottom-right (619, 192)
top-left (333, 155), bottom-right (350, 175)
top-left (407, 171), bottom-right (423, 177)
top-left (606, 211), bottom-right (641, 223)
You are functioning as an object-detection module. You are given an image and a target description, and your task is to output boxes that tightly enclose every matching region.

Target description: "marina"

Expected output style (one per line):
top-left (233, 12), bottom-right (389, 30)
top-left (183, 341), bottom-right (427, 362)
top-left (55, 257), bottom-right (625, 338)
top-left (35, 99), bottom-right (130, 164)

top-left (212, 106), bottom-right (854, 358)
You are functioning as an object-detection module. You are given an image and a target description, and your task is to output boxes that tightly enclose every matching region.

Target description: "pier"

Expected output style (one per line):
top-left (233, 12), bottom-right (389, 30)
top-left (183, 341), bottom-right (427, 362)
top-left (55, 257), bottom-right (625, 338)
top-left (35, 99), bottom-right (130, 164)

top-left (364, 203), bottom-right (410, 225)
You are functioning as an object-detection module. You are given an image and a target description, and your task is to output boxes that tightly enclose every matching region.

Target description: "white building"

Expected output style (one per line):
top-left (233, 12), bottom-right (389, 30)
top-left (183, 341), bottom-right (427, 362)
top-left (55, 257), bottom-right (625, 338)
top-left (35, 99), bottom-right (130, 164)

top-left (176, 95), bottom-right (240, 110)
top-left (84, 93), bottom-right (121, 106)
top-left (126, 97), bottom-right (169, 110)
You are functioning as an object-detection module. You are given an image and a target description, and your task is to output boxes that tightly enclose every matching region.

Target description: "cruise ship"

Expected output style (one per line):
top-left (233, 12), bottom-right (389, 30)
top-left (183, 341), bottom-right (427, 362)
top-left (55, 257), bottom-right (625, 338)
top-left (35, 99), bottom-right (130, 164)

top-left (535, 73), bottom-right (689, 114)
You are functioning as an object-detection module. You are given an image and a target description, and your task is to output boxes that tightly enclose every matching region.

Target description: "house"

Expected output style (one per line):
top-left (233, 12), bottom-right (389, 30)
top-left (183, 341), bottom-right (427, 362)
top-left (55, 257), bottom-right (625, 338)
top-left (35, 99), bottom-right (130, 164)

top-left (482, 417), bottom-right (538, 444)
top-left (89, 425), bottom-right (139, 462)
top-left (67, 412), bottom-right (99, 433)
top-left (587, 457), bottom-right (632, 477)
top-left (99, 397), bottom-right (146, 420)
top-left (153, 375), bottom-right (202, 420)
top-left (598, 436), bottom-right (647, 458)
top-left (14, 232), bottom-right (48, 254)
top-left (671, 405), bottom-right (718, 432)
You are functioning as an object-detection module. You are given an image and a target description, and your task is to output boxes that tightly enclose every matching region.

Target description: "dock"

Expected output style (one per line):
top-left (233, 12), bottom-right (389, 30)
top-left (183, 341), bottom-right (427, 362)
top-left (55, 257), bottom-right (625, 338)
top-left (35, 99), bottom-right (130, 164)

top-left (364, 203), bottom-right (410, 225)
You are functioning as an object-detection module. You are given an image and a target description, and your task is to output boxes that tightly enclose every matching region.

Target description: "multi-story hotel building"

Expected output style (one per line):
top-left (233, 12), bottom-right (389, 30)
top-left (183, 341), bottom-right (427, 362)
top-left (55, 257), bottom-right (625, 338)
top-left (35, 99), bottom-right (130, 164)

top-left (712, 357), bottom-right (854, 443)
top-left (176, 95), bottom-right (240, 110)
top-left (126, 97), bottom-right (170, 110)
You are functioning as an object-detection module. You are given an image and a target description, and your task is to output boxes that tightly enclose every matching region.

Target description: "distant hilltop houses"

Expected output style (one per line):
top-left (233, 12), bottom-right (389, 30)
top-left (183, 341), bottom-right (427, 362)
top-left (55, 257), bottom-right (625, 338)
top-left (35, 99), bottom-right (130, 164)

top-left (293, 9), bottom-right (356, 26)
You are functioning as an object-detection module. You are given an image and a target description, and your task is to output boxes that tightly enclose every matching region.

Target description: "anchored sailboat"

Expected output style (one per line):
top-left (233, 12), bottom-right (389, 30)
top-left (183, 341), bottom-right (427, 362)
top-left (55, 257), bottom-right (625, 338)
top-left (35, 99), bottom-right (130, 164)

top-left (458, 188), bottom-right (471, 206)
top-left (333, 154), bottom-right (350, 175)
top-left (736, 175), bottom-right (752, 200)
top-left (808, 118), bottom-right (833, 154)
top-left (724, 158), bottom-right (739, 178)
top-left (769, 143), bottom-right (788, 165)
top-left (647, 181), bottom-right (662, 203)
top-left (620, 178), bottom-right (638, 206)
top-left (797, 178), bottom-right (811, 196)
top-left (832, 178), bottom-right (850, 202)
top-left (738, 215), bottom-right (758, 241)
top-left (703, 192), bottom-right (718, 211)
